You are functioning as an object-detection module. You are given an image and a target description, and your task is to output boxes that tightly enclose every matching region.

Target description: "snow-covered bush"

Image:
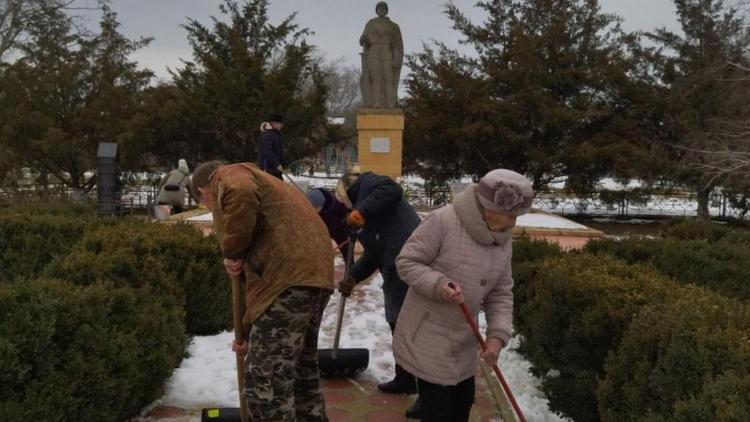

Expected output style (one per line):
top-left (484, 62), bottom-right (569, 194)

top-left (518, 253), bottom-right (678, 421)
top-left (599, 287), bottom-right (750, 421)
top-left (0, 278), bottom-right (186, 422)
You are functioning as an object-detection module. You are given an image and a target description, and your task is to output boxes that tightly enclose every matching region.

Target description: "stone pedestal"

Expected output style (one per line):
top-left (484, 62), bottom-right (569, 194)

top-left (356, 108), bottom-right (404, 178)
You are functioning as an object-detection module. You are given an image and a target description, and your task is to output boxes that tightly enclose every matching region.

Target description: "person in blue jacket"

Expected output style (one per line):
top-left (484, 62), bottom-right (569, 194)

top-left (335, 169), bottom-right (422, 413)
top-left (307, 188), bottom-right (352, 261)
top-left (257, 114), bottom-right (285, 179)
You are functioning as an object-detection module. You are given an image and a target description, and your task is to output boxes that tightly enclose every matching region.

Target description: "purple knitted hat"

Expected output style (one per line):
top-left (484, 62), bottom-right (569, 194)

top-left (475, 169), bottom-right (534, 215)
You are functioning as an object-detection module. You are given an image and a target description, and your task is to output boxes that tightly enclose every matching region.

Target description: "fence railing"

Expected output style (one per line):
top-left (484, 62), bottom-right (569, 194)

top-left (2, 181), bottom-right (748, 220)
top-left (401, 184), bottom-right (749, 219)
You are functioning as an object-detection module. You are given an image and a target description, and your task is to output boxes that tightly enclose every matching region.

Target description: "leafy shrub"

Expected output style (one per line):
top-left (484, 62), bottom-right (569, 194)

top-left (0, 202), bottom-right (95, 217)
top-left (599, 287), bottom-right (750, 421)
top-left (0, 279), bottom-right (186, 422)
top-left (585, 237), bottom-right (750, 300)
top-left (661, 218), bottom-right (750, 245)
top-left (518, 253), bottom-right (678, 421)
top-left (46, 220), bottom-right (231, 335)
top-left (660, 218), bottom-right (731, 242)
top-left (0, 214), bottom-right (88, 282)
top-left (511, 237), bottom-right (564, 330)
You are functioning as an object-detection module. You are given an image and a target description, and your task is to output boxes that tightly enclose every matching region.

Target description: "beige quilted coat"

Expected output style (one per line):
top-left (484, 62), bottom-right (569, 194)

top-left (393, 185), bottom-right (514, 385)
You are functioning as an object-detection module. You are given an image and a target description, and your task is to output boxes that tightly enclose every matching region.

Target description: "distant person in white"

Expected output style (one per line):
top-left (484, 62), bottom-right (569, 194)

top-left (158, 159), bottom-right (190, 214)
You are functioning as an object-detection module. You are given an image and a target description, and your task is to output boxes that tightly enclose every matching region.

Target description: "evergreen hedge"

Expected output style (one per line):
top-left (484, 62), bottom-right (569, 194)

top-left (584, 237), bottom-right (750, 300)
top-left (0, 279), bottom-right (186, 422)
top-left (46, 220), bottom-right (231, 335)
top-left (599, 287), bottom-right (750, 421)
top-left (517, 253), bottom-right (678, 421)
top-left (0, 215), bottom-right (88, 282)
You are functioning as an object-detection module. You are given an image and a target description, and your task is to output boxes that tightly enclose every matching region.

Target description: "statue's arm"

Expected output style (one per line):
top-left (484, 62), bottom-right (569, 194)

top-left (392, 24), bottom-right (404, 69)
top-left (359, 21), bottom-right (372, 47)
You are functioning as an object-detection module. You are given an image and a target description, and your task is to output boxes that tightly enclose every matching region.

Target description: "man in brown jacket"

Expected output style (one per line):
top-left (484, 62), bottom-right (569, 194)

top-left (191, 161), bottom-right (334, 421)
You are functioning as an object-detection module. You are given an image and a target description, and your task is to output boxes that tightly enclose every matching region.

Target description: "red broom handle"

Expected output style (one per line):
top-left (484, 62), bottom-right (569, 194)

top-left (451, 285), bottom-right (526, 422)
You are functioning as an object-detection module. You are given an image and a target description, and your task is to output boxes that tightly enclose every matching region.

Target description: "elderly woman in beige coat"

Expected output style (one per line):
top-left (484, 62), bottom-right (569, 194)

top-left (393, 169), bottom-right (534, 422)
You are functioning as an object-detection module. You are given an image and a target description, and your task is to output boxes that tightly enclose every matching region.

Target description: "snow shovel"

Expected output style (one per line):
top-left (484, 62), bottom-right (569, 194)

top-left (201, 273), bottom-right (248, 422)
top-left (448, 282), bottom-right (527, 422)
top-left (318, 235), bottom-right (370, 377)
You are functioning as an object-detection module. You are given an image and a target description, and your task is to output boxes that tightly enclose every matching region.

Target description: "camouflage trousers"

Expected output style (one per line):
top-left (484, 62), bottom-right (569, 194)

top-left (244, 286), bottom-right (331, 421)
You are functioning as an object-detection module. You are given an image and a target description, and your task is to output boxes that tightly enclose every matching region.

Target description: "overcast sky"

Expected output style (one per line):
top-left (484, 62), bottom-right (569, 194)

top-left (73, 0), bottom-right (681, 82)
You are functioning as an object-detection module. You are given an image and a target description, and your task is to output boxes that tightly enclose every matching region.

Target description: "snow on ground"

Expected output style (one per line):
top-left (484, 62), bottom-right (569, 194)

top-left (591, 217), bottom-right (657, 224)
top-left (156, 273), bottom-right (568, 422)
top-left (190, 206), bottom-right (590, 232)
top-left (518, 213), bottom-right (589, 230)
top-left (187, 213), bottom-right (213, 222)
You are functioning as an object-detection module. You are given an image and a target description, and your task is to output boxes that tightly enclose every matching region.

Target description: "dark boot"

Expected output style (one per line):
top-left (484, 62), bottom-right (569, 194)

top-left (377, 364), bottom-right (417, 394)
top-left (405, 397), bottom-right (422, 419)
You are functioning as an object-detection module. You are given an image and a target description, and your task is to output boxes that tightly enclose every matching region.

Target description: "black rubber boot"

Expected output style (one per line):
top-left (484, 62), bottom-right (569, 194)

top-left (377, 364), bottom-right (417, 394)
top-left (405, 397), bottom-right (422, 419)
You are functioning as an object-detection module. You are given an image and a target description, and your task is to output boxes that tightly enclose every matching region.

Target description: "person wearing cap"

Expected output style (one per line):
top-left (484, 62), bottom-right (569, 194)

top-left (257, 114), bottom-right (285, 179)
top-left (393, 169), bottom-right (534, 422)
top-left (190, 160), bottom-right (334, 421)
top-left (307, 188), bottom-right (351, 260)
top-left (334, 169), bottom-right (422, 401)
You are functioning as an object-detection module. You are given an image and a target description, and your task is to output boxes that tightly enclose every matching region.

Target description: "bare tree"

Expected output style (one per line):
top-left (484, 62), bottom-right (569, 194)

top-left (323, 59), bottom-right (361, 117)
top-left (679, 61), bottom-right (750, 188)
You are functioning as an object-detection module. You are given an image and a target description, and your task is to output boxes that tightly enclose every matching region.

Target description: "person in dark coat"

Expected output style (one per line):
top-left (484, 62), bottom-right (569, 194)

top-left (257, 114), bottom-right (285, 179)
top-left (307, 188), bottom-right (351, 260)
top-left (335, 170), bottom-right (421, 399)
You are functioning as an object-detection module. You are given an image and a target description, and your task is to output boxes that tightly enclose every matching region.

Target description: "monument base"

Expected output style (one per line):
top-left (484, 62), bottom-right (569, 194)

top-left (356, 109), bottom-right (404, 178)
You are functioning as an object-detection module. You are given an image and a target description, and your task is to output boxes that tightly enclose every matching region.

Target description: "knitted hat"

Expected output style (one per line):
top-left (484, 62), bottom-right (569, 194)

top-left (475, 169), bottom-right (534, 215)
top-left (307, 189), bottom-right (326, 210)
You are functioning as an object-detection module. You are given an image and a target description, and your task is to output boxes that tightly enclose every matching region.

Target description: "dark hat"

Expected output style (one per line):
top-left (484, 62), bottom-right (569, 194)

top-left (269, 114), bottom-right (284, 123)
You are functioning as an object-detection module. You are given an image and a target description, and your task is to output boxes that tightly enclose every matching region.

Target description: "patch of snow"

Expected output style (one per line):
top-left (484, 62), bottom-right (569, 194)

top-left (518, 214), bottom-right (589, 230)
top-left (187, 213), bottom-right (213, 222)
top-left (591, 218), bottom-right (656, 225)
top-left (156, 273), bottom-right (569, 421)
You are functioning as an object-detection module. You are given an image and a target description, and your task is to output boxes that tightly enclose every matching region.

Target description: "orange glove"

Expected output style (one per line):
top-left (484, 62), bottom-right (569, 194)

top-left (346, 209), bottom-right (366, 228)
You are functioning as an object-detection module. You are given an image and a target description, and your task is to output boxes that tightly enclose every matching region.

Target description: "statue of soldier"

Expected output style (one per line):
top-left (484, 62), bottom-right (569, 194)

top-left (359, 2), bottom-right (404, 108)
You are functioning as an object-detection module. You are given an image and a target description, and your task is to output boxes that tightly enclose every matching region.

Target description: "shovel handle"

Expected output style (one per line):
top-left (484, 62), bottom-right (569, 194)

top-left (450, 283), bottom-right (526, 422)
top-left (230, 274), bottom-right (249, 422)
top-left (332, 234), bottom-right (357, 357)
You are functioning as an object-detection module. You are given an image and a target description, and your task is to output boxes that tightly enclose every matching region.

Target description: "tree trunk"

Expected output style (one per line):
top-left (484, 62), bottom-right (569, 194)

top-left (696, 186), bottom-right (712, 220)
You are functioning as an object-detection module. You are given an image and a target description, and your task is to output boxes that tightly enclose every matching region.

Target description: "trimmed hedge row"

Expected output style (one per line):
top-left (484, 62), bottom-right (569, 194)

top-left (599, 287), bottom-right (750, 421)
top-left (46, 220), bottom-right (231, 335)
top-left (584, 236), bottom-right (750, 300)
top-left (0, 207), bottom-right (233, 421)
top-left (0, 202), bottom-right (95, 217)
top-left (0, 214), bottom-right (88, 282)
top-left (516, 247), bottom-right (750, 421)
top-left (511, 237), bottom-right (564, 332)
top-left (661, 218), bottom-right (750, 244)
top-left (0, 279), bottom-right (186, 422)
top-left (517, 253), bottom-right (679, 421)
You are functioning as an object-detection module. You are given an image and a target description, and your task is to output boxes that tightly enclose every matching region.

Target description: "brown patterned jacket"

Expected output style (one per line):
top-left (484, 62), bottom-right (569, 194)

top-left (208, 163), bottom-right (334, 331)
